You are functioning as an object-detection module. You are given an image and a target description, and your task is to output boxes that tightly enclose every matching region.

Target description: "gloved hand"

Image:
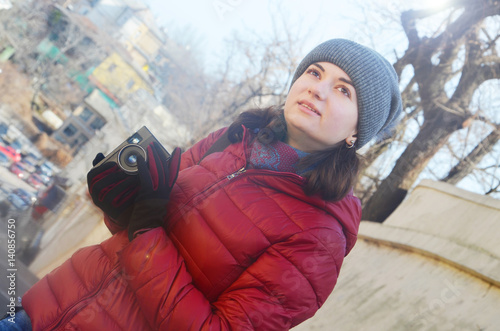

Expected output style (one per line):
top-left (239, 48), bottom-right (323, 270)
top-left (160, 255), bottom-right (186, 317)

top-left (87, 153), bottom-right (140, 227)
top-left (128, 142), bottom-right (182, 241)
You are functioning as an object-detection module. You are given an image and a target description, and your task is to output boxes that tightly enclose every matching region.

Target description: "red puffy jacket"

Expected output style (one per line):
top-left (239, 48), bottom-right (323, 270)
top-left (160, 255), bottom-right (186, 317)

top-left (23, 127), bottom-right (361, 330)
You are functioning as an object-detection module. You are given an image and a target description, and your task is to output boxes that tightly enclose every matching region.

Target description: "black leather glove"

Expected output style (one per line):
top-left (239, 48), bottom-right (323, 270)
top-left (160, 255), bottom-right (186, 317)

top-left (128, 142), bottom-right (182, 241)
top-left (87, 153), bottom-right (139, 226)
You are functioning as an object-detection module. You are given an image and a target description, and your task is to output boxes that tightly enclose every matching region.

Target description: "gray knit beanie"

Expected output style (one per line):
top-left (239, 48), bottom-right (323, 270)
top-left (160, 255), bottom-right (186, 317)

top-left (290, 39), bottom-right (402, 149)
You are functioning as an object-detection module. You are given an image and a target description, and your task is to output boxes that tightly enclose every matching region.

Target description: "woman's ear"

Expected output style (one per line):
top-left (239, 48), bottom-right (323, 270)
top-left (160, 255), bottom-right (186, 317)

top-left (345, 131), bottom-right (358, 145)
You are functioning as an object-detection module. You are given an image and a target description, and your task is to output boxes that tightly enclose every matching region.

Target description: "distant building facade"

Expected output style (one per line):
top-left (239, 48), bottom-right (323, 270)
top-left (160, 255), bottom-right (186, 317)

top-left (90, 52), bottom-right (154, 104)
top-left (52, 90), bottom-right (112, 153)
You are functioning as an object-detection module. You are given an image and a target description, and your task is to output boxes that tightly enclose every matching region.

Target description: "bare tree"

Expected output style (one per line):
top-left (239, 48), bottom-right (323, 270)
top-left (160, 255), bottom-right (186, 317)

top-left (159, 5), bottom-right (311, 145)
top-left (0, 1), bottom-right (51, 68)
top-left (188, 31), bottom-right (299, 144)
top-left (30, 5), bottom-right (108, 109)
top-left (441, 125), bottom-right (500, 185)
top-left (1, 2), bottom-right (108, 111)
top-left (361, 0), bottom-right (500, 222)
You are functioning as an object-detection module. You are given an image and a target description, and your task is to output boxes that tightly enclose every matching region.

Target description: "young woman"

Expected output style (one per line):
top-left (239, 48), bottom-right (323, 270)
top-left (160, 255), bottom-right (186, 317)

top-left (12, 38), bottom-right (401, 330)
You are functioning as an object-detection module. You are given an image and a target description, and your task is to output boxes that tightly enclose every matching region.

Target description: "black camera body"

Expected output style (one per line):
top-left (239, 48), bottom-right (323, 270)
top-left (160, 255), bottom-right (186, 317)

top-left (93, 126), bottom-right (170, 175)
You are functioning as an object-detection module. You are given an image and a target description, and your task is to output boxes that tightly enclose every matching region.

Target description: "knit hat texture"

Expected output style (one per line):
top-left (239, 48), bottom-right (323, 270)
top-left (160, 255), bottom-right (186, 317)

top-left (290, 38), bottom-right (402, 149)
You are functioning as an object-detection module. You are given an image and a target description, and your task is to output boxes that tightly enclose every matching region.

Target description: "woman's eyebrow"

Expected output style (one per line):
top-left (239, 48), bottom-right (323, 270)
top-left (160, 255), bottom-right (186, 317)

top-left (339, 77), bottom-right (355, 87)
top-left (313, 63), bottom-right (325, 72)
top-left (313, 63), bottom-right (355, 87)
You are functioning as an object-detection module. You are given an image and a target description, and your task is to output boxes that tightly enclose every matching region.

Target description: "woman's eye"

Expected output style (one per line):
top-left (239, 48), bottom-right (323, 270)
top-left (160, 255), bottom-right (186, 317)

top-left (306, 68), bottom-right (321, 78)
top-left (338, 87), bottom-right (351, 98)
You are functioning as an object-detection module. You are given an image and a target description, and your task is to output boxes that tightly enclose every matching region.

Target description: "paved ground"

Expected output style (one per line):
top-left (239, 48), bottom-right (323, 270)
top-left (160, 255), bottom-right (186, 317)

top-left (0, 165), bottom-right (37, 194)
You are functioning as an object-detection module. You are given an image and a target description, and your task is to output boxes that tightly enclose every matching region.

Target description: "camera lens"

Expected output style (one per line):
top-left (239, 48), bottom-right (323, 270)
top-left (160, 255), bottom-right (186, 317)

top-left (126, 154), bottom-right (138, 166)
top-left (118, 145), bottom-right (146, 174)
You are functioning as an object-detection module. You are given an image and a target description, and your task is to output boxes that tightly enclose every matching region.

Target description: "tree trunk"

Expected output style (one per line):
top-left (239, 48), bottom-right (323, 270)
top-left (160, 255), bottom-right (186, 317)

top-left (362, 110), bottom-right (461, 222)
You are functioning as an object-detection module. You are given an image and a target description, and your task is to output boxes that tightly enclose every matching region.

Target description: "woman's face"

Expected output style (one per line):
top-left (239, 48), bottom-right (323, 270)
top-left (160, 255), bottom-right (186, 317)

top-left (284, 62), bottom-right (358, 152)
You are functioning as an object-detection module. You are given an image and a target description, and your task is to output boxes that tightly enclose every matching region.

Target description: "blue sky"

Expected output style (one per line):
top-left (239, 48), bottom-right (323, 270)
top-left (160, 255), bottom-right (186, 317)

top-left (141, 0), bottom-right (369, 61)
top-left (139, 0), bottom-right (449, 59)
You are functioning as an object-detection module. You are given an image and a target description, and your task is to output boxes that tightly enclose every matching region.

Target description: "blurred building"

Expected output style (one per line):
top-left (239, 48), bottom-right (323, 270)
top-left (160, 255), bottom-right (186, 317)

top-left (53, 90), bottom-right (109, 151)
top-left (89, 52), bottom-right (154, 104)
top-left (72, 0), bottom-right (167, 96)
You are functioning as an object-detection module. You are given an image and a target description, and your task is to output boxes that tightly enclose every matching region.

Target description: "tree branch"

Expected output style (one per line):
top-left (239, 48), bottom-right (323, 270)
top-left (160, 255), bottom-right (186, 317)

top-left (441, 126), bottom-right (500, 184)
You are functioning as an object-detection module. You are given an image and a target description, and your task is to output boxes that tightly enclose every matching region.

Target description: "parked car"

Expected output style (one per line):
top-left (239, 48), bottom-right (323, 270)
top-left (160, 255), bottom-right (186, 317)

top-left (7, 192), bottom-right (29, 211)
top-left (26, 173), bottom-right (45, 190)
top-left (12, 188), bottom-right (37, 205)
top-left (0, 144), bottom-right (21, 162)
top-left (22, 157), bottom-right (38, 170)
top-left (32, 184), bottom-right (66, 221)
top-left (0, 122), bottom-right (8, 136)
top-left (0, 187), bottom-right (9, 201)
top-left (19, 159), bottom-right (36, 173)
top-left (33, 171), bottom-right (51, 186)
top-left (9, 162), bottom-right (30, 179)
top-left (39, 161), bottom-right (58, 177)
top-left (0, 151), bottom-right (10, 167)
top-left (26, 151), bottom-right (43, 162)
top-left (8, 139), bottom-right (22, 153)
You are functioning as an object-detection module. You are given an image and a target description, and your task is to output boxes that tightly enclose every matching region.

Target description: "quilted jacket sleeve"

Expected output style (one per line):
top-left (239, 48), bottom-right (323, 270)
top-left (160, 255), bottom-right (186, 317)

top-left (119, 225), bottom-right (346, 330)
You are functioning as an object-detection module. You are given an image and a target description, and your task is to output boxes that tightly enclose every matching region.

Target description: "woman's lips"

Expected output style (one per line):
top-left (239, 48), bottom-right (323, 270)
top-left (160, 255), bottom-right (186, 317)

top-left (298, 100), bottom-right (321, 116)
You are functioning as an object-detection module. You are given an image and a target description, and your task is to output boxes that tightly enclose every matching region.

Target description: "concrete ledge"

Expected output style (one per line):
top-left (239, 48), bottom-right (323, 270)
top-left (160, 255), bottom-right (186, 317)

top-left (359, 221), bottom-right (500, 288)
top-left (383, 179), bottom-right (500, 258)
top-left (417, 179), bottom-right (500, 210)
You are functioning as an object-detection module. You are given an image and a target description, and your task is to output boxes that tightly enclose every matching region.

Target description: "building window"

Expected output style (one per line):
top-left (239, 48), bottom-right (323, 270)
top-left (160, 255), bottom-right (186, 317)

top-left (63, 124), bottom-right (78, 137)
top-left (90, 117), bottom-right (105, 131)
top-left (54, 134), bottom-right (66, 145)
top-left (155, 54), bottom-right (163, 63)
top-left (127, 79), bottom-right (135, 90)
top-left (70, 134), bottom-right (89, 148)
top-left (79, 107), bottom-right (93, 122)
top-left (116, 9), bottom-right (132, 26)
top-left (81, 37), bottom-right (92, 46)
top-left (127, 79), bottom-right (135, 89)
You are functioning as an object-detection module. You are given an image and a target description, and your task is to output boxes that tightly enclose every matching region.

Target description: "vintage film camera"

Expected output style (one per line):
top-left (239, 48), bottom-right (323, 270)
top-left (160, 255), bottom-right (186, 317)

top-left (93, 126), bottom-right (170, 175)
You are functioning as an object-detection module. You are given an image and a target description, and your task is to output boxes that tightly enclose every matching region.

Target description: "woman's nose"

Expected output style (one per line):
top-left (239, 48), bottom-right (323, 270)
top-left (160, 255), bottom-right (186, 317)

top-left (308, 82), bottom-right (327, 100)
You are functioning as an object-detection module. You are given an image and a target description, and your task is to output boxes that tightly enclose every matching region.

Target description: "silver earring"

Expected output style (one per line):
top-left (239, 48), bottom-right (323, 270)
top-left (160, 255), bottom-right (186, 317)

top-left (346, 140), bottom-right (355, 149)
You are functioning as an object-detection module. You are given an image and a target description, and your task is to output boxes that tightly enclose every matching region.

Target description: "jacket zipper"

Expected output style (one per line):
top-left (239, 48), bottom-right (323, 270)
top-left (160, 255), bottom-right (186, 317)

top-left (168, 167), bottom-right (304, 224)
top-left (46, 265), bottom-right (121, 330)
top-left (167, 167), bottom-right (243, 223)
top-left (226, 167), bottom-right (246, 180)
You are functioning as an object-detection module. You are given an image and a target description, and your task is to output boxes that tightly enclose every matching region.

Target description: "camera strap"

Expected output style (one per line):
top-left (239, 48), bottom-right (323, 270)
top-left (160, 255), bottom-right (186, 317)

top-left (198, 130), bottom-right (231, 164)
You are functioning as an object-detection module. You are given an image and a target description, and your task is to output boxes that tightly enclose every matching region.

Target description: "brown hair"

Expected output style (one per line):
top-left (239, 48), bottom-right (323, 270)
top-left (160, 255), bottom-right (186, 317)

top-left (227, 107), bottom-right (360, 201)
